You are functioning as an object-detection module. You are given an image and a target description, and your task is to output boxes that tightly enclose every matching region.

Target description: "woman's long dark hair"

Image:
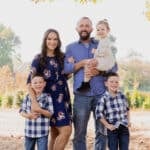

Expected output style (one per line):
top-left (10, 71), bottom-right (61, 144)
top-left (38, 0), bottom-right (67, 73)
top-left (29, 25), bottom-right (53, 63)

top-left (39, 29), bottom-right (64, 68)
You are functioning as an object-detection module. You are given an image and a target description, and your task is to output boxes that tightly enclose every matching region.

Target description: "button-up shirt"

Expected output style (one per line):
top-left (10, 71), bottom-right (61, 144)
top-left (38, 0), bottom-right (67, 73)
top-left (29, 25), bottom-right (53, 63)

top-left (96, 91), bottom-right (129, 128)
top-left (64, 38), bottom-right (118, 96)
top-left (20, 93), bottom-right (54, 138)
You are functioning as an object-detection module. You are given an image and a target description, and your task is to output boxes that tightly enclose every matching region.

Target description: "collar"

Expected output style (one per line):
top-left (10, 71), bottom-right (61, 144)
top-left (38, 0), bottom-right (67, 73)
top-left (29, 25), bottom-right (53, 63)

top-left (36, 93), bottom-right (46, 102)
top-left (78, 37), bottom-right (98, 44)
top-left (105, 90), bottom-right (120, 99)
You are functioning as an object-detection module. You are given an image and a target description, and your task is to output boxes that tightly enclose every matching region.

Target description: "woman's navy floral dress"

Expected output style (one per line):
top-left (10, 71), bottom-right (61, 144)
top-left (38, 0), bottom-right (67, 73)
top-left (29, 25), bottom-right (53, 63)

top-left (27, 55), bottom-right (72, 127)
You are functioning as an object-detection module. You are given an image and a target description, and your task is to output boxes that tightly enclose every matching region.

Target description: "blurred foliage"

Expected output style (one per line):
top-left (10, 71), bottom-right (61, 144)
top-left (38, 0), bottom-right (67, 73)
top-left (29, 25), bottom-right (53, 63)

top-left (1, 95), bottom-right (13, 108)
top-left (0, 91), bottom-right (26, 109)
top-left (125, 90), bottom-right (150, 109)
top-left (15, 91), bottom-right (25, 108)
top-left (119, 51), bottom-right (150, 92)
top-left (0, 65), bottom-right (29, 96)
top-left (0, 66), bottom-right (14, 95)
top-left (6, 95), bottom-right (14, 108)
top-left (31, 0), bottom-right (101, 4)
top-left (0, 60), bottom-right (150, 109)
top-left (0, 96), bottom-right (2, 107)
top-left (31, 0), bottom-right (150, 22)
top-left (0, 65), bottom-right (28, 108)
top-left (0, 24), bottom-right (21, 70)
top-left (145, 0), bottom-right (150, 21)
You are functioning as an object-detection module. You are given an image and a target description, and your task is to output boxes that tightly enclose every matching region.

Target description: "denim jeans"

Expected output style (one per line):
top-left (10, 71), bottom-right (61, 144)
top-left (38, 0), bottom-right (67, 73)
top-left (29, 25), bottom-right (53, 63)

top-left (107, 125), bottom-right (129, 150)
top-left (73, 94), bottom-right (107, 150)
top-left (25, 135), bottom-right (48, 150)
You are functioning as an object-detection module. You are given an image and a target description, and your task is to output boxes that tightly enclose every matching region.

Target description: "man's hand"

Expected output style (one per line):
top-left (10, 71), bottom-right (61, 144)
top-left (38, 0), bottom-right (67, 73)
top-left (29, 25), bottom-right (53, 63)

top-left (90, 68), bottom-right (100, 77)
top-left (81, 59), bottom-right (92, 66)
top-left (74, 58), bottom-right (91, 72)
top-left (85, 59), bottom-right (99, 77)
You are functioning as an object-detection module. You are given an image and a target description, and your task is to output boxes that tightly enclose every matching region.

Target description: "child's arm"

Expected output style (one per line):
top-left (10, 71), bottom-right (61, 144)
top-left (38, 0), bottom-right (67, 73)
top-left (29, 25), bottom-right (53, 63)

top-left (38, 95), bottom-right (54, 118)
top-left (127, 110), bottom-right (131, 127)
top-left (73, 59), bottom-right (91, 72)
top-left (20, 112), bottom-right (40, 119)
top-left (37, 108), bottom-right (52, 118)
top-left (96, 97), bottom-right (115, 130)
top-left (19, 95), bottom-right (40, 119)
top-left (100, 118), bottom-right (116, 131)
top-left (96, 96), bottom-right (116, 131)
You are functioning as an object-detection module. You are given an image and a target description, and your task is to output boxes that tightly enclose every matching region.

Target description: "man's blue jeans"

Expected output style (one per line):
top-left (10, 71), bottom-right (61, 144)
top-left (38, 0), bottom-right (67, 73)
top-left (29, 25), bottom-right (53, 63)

top-left (73, 94), bottom-right (107, 150)
top-left (25, 135), bottom-right (48, 150)
top-left (107, 125), bottom-right (129, 150)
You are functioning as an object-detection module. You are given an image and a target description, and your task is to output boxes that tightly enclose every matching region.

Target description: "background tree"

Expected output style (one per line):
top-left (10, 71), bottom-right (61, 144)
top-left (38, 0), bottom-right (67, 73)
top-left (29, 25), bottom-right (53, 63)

top-left (119, 51), bottom-right (150, 91)
top-left (0, 24), bottom-right (21, 70)
top-left (145, 0), bottom-right (150, 21)
top-left (0, 65), bottom-right (14, 95)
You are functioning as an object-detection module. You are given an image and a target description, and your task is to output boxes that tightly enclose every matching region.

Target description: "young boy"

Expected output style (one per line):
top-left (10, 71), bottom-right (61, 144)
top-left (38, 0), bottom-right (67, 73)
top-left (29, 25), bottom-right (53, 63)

top-left (19, 73), bottom-right (54, 150)
top-left (95, 72), bottom-right (130, 150)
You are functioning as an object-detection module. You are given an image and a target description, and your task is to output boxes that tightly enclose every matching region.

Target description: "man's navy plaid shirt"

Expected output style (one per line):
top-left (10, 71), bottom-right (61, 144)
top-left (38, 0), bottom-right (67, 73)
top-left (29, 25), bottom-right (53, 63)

top-left (20, 93), bottom-right (54, 138)
top-left (96, 91), bottom-right (129, 128)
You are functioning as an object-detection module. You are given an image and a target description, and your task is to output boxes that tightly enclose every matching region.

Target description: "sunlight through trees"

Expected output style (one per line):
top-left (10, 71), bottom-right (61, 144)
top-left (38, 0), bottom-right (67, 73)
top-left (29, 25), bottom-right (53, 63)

top-left (31, 0), bottom-right (150, 22)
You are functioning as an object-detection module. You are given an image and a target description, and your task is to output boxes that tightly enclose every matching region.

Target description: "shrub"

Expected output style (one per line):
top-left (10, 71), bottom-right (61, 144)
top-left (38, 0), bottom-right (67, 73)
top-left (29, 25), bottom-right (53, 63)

top-left (0, 96), bottom-right (2, 107)
top-left (125, 90), bottom-right (150, 109)
top-left (15, 91), bottom-right (25, 108)
top-left (143, 95), bottom-right (150, 109)
top-left (2, 95), bottom-right (14, 108)
top-left (7, 95), bottom-right (13, 108)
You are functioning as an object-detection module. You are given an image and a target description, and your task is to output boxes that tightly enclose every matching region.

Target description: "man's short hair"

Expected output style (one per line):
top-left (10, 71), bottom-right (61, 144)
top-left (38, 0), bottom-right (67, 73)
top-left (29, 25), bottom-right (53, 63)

top-left (77, 16), bottom-right (92, 26)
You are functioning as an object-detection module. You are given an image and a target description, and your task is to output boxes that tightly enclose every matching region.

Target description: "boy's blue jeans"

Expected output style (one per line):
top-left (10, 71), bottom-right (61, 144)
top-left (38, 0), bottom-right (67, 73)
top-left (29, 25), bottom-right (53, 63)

top-left (107, 124), bottom-right (129, 150)
top-left (25, 135), bottom-right (48, 150)
top-left (73, 94), bottom-right (107, 150)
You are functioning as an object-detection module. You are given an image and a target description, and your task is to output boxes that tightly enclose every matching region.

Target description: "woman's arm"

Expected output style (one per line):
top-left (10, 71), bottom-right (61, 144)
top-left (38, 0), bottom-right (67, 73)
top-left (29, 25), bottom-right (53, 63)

top-left (37, 108), bottom-right (53, 118)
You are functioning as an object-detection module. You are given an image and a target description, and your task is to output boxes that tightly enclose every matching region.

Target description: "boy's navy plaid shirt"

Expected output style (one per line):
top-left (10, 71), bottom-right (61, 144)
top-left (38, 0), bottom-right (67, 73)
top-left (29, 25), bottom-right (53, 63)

top-left (20, 93), bottom-right (54, 138)
top-left (96, 91), bottom-right (129, 128)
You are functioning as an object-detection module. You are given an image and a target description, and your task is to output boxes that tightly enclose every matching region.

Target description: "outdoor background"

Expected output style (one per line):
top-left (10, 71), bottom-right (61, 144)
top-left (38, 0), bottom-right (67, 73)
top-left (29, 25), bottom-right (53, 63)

top-left (0, 0), bottom-right (150, 149)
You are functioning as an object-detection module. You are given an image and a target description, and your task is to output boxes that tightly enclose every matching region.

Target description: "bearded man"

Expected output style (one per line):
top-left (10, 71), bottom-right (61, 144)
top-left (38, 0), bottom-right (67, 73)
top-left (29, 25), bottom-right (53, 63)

top-left (64, 17), bottom-right (118, 150)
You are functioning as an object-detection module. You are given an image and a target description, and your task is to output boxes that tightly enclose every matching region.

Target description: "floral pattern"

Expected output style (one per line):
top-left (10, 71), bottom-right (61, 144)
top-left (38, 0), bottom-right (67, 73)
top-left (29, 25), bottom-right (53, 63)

top-left (28, 55), bottom-right (72, 126)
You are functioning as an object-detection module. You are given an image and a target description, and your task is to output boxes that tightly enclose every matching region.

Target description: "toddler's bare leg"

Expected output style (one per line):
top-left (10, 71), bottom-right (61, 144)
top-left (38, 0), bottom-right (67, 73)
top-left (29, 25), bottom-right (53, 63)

top-left (84, 64), bottom-right (91, 82)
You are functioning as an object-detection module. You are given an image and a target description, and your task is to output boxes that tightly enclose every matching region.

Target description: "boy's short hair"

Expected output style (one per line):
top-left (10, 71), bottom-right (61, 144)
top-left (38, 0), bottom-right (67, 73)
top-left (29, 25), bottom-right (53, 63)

top-left (105, 72), bottom-right (119, 81)
top-left (31, 73), bottom-right (45, 81)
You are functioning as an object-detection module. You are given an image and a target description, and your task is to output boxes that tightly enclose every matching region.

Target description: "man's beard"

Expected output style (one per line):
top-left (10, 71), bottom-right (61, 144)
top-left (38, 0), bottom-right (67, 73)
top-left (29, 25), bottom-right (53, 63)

top-left (79, 31), bottom-right (91, 41)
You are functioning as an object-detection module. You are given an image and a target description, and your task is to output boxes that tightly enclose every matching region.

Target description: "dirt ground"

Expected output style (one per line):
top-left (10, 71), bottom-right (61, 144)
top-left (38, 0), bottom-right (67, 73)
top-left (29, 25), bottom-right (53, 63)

top-left (0, 109), bottom-right (150, 150)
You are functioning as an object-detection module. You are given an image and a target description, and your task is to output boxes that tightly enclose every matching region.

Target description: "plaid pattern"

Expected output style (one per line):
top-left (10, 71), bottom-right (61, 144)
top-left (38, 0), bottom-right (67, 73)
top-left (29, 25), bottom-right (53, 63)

top-left (20, 93), bottom-right (53, 138)
top-left (96, 91), bottom-right (129, 128)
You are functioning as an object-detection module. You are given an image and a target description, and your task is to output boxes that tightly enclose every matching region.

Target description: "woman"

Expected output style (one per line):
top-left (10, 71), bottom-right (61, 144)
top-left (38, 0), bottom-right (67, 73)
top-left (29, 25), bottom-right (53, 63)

top-left (27, 29), bottom-right (72, 150)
